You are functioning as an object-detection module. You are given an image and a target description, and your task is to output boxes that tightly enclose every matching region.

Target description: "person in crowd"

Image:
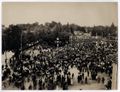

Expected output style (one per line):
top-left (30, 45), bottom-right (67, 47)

top-left (2, 39), bottom-right (115, 90)
top-left (85, 77), bottom-right (88, 84)
top-left (102, 77), bottom-right (105, 84)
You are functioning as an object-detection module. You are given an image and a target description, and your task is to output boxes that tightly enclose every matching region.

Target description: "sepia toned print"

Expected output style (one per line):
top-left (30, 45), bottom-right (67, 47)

top-left (2, 2), bottom-right (118, 90)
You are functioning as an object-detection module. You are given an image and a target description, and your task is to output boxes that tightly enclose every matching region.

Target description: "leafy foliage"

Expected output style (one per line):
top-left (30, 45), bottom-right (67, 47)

top-left (2, 22), bottom-right (117, 54)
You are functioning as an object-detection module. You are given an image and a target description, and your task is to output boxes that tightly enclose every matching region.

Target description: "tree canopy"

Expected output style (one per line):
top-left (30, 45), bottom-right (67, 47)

top-left (2, 22), bottom-right (117, 54)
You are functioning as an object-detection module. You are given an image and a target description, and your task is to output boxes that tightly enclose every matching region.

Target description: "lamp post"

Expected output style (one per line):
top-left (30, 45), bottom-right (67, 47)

top-left (55, 37), bottom-right (61, 48)
top-left (20, 30), bottom-right (23, 61)
top-left (3, 34), bottom-right (7, 64)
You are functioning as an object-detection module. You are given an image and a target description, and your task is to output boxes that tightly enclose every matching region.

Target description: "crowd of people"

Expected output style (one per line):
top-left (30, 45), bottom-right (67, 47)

top-left (2, 37), bottom-right (117, 90)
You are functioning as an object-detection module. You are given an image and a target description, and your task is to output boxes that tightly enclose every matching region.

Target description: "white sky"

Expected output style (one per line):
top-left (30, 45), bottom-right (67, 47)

top-left (2, 2), bottom-right (118, 26)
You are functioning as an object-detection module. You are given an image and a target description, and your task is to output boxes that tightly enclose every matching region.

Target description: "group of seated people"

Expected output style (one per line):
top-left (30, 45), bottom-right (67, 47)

top-left (2, 38), bottom-right (116, 90)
